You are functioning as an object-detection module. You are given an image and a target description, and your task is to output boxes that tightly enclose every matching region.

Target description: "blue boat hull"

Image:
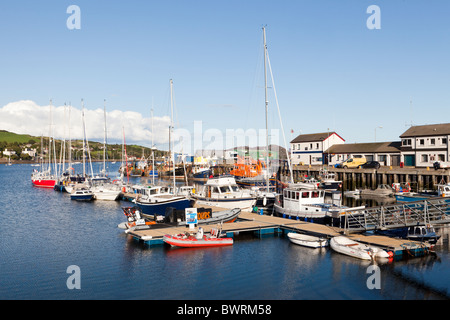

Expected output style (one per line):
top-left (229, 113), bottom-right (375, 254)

top-left (71, 194), bottom-right (94, 201)
top-left (136, 198), bottom-right (193, 216)
top-left (193, 170), bottom-right (211, 179)
top-left (395, 195), bottom-right (428, 202)
top-left (236, 177), bottom-right (276, 188)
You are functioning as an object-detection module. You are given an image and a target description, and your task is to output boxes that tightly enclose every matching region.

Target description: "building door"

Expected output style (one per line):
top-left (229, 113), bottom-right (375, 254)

top-left (404, 155), bottom-right (416, 166)
top-left (391, 155), bottom-right (400, 166)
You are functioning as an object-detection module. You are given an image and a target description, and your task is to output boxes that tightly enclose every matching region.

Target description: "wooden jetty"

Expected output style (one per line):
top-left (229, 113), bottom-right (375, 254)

top-left (125, 210), bottom-right (433, 258)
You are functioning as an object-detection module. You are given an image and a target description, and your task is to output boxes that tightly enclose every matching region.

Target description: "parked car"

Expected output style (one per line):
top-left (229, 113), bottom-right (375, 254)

top-left (359, 161), bottom-right (381, 169)
top-left (339, 157), bottom-right (367, 169)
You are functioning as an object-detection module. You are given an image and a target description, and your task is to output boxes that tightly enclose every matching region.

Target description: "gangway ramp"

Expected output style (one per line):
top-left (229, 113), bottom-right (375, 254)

top-left (342, 198), bottom-right (450, 233)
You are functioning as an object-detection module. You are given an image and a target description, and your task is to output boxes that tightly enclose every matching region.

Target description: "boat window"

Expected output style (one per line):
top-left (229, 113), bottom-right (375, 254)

top-left (312, 191), bottom-right (319, 198)
top-left (415, 227), bottom-right (421, 235)
top-left (220, 186), bottom-right (229, 193)
top-left (231, 186), bottom-right (239, 192)
top-left (150, 189), bottom-right (157, 195)
top-left (302, 192), bottom-right (309, 198)
top-left (295, 192), bottom-right (299, 200)
top-left (422, 228), bottom-right (427, 235)
top-left (287, 191), bottom-right (291, 199)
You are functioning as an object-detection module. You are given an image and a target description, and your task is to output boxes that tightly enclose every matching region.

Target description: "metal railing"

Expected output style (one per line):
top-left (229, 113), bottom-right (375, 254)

top-left (342, 198), bottom-right (450, 233)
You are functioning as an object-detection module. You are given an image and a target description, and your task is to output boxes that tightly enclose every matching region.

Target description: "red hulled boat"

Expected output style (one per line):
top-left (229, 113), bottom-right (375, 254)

top-left (163, 227), bottom-right (233, 248)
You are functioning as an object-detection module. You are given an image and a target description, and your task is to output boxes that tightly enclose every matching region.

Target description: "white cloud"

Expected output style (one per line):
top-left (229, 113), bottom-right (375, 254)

top-left (0, 100), bottom-right (171, 146)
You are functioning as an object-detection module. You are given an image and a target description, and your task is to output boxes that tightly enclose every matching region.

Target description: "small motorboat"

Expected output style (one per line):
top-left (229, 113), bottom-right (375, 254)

top-left (287, 232), bottom-right (328, 248)
top-left (118, 206), bottom-right (156, 230)
top-left (330, 236), bottom-right (390, 260)
top-left (70, 185), bottom-right (94, 201)
top-left (407, 224), bottom-right (441, 244)
top-left (163, 227), bottom-right (233, 248)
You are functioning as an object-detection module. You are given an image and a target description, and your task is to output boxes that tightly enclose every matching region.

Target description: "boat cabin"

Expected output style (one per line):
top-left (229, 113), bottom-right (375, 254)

top-left (134, 185), bottom-right (175, 199)
top-left (282, 188), bottom-right (326, 210)
top-left (200, 176), bottom-right (252, 200)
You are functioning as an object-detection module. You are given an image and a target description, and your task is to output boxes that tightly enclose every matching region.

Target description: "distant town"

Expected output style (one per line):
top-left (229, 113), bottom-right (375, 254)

top-left (2, 122), bottom-right (450, 169)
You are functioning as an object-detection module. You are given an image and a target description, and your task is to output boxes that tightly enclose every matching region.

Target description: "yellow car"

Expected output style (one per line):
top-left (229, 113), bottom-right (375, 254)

top-left (340, 157), bottom-right (367, 169)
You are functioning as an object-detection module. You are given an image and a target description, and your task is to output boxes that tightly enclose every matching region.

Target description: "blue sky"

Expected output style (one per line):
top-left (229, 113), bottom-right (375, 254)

top-left (1, 1), bottom-right (450, 152)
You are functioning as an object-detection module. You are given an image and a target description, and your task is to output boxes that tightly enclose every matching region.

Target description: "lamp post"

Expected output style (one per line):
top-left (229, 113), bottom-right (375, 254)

top-left (375, 126), bottom-right (383, 142)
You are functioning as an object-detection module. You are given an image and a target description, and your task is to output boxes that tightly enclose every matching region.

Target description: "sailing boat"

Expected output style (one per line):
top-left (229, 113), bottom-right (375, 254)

top-left (244, 27), bottom-right (279, 213)
top-left (90, 100), bottom-right (122, 201)
top-left (70, 100), bottom-right (94, 201)
top-left (135, 80), bottom-right (194, 216)
top-left (31, 100), bottom-right (57, 188)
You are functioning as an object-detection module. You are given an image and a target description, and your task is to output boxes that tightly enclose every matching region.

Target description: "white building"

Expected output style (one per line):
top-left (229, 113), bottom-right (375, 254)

top-left (400, 123), bottom-right (450, 168)
top-left (2, 149), bottom-right (16, 156)
top-left (290, 132), bottom-right (345, 165)
top-left (21, 148), bottom-right (37, 157)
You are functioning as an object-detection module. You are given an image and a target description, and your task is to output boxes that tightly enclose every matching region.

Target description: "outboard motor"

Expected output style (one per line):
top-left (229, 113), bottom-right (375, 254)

top-left (195, 227), bottom-right (204, 239)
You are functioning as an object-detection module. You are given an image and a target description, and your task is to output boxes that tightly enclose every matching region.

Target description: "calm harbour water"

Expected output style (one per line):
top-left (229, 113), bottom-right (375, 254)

top-left (0, 163), bottom-right (449, 300)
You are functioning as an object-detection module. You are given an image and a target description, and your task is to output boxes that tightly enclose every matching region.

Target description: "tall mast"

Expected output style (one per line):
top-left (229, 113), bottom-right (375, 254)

top-left (103, 99), bottom-right (107, 176)
top-left (170, 79), bottom-right (176, 193)
top-left (151, 104), bottom-right (155, 185)
top-left (81, 99), bottom-right (86, 177)
top-left (68, 103), bottom-right (72, 173)
top-left (263, 26), bottom-right (270, 192)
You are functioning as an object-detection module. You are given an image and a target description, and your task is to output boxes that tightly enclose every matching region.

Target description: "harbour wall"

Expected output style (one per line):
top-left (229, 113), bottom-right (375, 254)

top-left (280, 165), bottom-right (450, 191)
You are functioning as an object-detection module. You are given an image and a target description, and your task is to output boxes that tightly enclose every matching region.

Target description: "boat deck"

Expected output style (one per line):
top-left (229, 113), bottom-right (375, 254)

top-left (126, 209), bottom-right (432, 255)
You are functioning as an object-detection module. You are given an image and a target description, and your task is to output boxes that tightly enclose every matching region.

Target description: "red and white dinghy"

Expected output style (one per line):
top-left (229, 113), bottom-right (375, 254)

top-left (163, 227), bottom-right (233, 248)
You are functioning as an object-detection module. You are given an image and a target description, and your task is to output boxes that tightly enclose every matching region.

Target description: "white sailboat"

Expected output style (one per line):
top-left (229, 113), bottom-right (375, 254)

top-left (90, 100), bottom-right (122, 201)
top-left (70, 100), bottom-right (94, 201)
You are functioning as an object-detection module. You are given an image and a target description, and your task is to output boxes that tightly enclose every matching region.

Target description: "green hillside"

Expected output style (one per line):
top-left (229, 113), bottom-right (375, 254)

top-left (0, 130), bottom-right (38, 144)
top-left (0, 130), bottom-right (167, 160)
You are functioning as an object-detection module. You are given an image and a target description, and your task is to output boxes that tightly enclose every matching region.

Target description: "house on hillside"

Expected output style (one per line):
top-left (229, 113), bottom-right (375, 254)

top-left (400, 123), bottom-right (450, 168)
top-left (290, 132), bottom-right (345, 165)
top-left (2, 149), bottom-right (16, 157)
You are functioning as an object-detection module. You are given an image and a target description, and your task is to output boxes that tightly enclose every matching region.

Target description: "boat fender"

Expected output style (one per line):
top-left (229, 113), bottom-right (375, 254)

top-left (263, 196), bottom-right (267, 206)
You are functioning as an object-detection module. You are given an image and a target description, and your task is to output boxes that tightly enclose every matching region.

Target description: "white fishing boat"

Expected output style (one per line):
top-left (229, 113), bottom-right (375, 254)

top-left (287, 232), bottom-right (328, 248)
top-left (360, 184), bottom-right (394, 197)
top-left (191, 176), bottom-right (256, 211)
top-left (319, 171), bottom-right (342, 191)
top-left (330, 236), bottom-right (390, 260)
top-left (274, 184), bottom-right (365, 223)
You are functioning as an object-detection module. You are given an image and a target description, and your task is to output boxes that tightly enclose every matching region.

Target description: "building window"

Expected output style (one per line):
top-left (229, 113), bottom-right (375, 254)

top-left (421, 154), bottom-right (428, 162)
top-left (419, 139), bottom-right (424, 146)
top-left (438, 154), bottom-right (445, 161)
top-left (402, 139), bottom-right (411, 146)
top-left (430, 138), bottom-right (435, 145)
top-left (443, 138), bottom-right (447, 145)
